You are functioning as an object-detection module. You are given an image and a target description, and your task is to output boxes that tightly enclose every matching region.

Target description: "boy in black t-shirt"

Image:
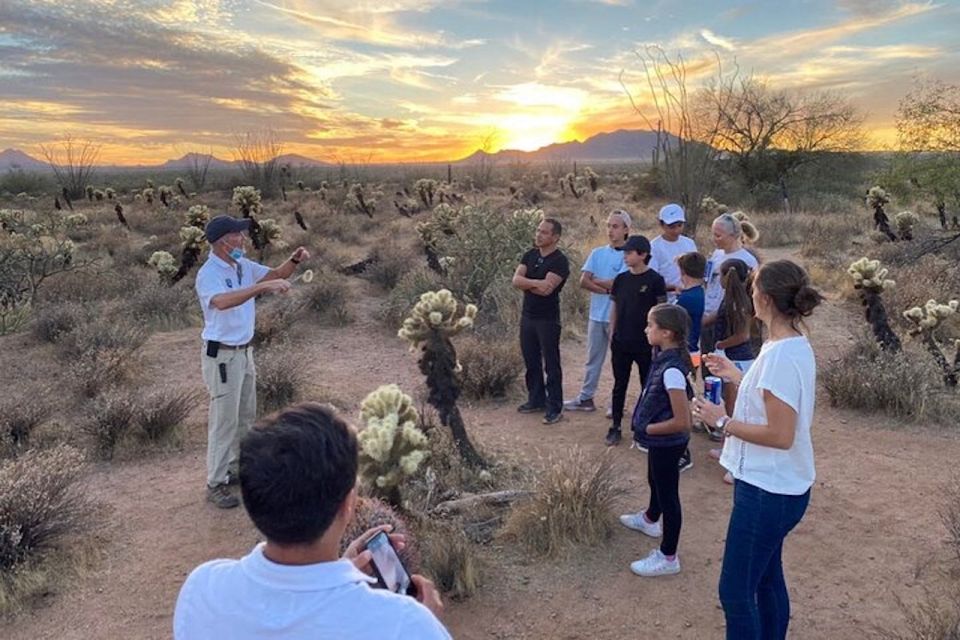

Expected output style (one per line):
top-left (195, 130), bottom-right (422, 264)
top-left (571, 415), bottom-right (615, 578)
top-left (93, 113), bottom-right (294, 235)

top-left (606, 235), bottom-right (666, 445)
top-left (512, 218), bottom-right (571, 424)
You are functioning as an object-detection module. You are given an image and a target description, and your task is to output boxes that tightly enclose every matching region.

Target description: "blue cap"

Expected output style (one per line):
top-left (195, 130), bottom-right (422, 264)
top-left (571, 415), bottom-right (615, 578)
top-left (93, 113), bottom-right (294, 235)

top-left (622, 234), bottom-right (651, 255)
top-left (205, 215), bottom-right (251, 244)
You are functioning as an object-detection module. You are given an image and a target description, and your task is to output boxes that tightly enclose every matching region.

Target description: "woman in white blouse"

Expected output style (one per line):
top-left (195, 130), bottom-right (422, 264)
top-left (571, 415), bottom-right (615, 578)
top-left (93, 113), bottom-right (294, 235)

top-left (694, 260), bottom-right (824, 640)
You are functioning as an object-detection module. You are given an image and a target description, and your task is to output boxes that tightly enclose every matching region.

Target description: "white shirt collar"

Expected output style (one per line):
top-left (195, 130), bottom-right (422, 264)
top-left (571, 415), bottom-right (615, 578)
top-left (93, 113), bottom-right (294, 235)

top-left (239, 543), bottom-right (377, 593)
top-left (207, 253), bottom-right (235, 270)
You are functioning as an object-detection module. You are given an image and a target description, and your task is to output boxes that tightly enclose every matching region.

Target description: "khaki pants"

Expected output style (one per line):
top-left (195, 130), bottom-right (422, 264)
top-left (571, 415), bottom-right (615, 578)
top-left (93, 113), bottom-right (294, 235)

top-left (201, 345), bottom-right (256, 487)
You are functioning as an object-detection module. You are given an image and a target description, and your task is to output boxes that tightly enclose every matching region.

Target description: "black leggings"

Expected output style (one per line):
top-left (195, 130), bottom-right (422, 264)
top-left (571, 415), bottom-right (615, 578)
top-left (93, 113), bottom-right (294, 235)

top-left (645, 443), bottom-right (686, 556)
top-left (610, 341), bottom-right (652, 428)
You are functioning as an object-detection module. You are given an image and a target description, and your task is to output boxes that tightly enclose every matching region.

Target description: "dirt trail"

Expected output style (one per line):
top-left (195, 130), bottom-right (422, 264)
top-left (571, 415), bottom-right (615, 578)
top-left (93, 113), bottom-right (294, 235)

top-left (3, 246), bottom-right (957, 640)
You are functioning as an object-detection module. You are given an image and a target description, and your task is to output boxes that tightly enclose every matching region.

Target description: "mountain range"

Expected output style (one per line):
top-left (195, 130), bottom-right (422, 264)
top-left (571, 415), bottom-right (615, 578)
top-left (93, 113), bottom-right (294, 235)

top-left (0, 129), bottom-right (665, 172)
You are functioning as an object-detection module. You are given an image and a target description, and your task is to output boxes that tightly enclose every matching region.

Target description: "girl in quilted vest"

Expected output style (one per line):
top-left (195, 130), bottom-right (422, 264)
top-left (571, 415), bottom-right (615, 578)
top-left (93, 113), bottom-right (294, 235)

top-left (619, 304), bottom-right (693, 577)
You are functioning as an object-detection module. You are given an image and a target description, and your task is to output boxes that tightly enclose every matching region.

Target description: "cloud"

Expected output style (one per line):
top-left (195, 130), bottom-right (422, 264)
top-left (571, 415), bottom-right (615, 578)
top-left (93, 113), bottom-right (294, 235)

top-left (700, 29), bottom-right (736, 51)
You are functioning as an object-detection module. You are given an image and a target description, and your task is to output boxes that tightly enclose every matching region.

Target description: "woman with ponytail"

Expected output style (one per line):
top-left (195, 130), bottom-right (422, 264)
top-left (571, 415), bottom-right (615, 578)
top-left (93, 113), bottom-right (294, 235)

top-left (619, 304), bottom-right (693, 577)
top-left (694, 260), bottom-right (824, 640)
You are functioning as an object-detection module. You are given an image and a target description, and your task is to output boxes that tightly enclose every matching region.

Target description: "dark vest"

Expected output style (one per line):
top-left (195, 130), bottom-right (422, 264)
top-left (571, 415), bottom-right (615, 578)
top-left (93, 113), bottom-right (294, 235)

top-left (631, 348), bottom-right (692, 448)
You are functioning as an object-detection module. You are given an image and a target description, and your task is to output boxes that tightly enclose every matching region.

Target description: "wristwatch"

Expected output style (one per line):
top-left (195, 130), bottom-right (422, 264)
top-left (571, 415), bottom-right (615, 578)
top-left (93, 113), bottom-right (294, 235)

top-left (715, 415), bottom-right (731, 431)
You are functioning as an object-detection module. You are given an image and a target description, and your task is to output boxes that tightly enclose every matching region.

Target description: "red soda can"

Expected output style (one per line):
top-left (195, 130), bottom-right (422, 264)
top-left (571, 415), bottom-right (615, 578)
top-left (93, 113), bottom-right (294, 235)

top-left (704, 376), bottom-right (723, 405)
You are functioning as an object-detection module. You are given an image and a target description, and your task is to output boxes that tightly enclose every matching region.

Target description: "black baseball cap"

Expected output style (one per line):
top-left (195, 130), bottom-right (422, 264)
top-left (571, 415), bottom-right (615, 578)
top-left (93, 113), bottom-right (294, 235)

top-left (205, 215), bottom-right (251, 244)
top-left (622, 234), bottom-right (651, 255)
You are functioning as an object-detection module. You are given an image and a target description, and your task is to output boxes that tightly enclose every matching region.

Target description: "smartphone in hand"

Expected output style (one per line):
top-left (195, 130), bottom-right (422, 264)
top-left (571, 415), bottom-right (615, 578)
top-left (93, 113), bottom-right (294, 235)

top-left (365, 531), bottom-right (417, 597)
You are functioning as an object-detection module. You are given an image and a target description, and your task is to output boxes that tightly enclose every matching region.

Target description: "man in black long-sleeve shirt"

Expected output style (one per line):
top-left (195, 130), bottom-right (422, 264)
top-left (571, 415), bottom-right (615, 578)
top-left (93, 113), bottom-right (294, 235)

top-left (512, 218), bottom-right (570, 424)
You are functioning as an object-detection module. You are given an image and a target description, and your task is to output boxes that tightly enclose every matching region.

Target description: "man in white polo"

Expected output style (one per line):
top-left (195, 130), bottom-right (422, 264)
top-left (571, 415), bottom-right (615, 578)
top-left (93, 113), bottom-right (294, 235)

top-left (195, 215), bottom-right (309, 508)
top-left (650, 203), bottom-right (698, 303)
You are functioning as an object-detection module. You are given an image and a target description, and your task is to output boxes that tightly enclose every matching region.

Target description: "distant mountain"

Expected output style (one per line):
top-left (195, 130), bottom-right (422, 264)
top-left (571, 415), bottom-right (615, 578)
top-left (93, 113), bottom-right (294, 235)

top-left (276, 153), bottom-right (331, 167)
top-left (158, 153), bottom-right (235, 171)
top-left (0, 148), bottom-right (49, 171)
top-left (457, 129), bottom-right (673, 163)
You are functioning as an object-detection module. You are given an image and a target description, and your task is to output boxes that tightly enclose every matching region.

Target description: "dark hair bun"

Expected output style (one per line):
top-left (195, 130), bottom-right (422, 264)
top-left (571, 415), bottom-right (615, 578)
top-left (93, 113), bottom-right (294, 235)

top-left (792, 285), bottom-right (823, 316)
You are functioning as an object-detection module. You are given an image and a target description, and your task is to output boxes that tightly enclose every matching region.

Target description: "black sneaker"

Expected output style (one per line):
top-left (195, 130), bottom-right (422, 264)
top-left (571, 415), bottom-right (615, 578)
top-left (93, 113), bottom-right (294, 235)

top-left (678, 448), bottom-right (693, 473)
top-left (206, 484), bottom-right (239, 509)
top-left (517, 402), bottom-right (545, 414)
top-left (563, 398), bottom-right (596, 412)
top-left (605, 428), bottom-right (622, 446)
top-left (543, 411), bottom-right (563, 425)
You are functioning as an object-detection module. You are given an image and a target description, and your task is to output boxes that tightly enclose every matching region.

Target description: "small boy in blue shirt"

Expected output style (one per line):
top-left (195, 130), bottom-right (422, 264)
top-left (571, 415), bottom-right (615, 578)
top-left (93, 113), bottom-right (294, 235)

top-left (672, 251), bottom-right (706, 472)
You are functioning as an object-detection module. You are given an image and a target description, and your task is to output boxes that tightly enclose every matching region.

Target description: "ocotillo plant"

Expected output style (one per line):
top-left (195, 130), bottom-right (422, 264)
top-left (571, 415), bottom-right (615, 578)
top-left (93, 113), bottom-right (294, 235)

top-left (903, 299), bottom-right (960, 387)
top-left (398, 289), bottom-right (484, 467)
top-left (357, 384), bottom-right (430, 508)
top-left (848, 257), bottom-right (901, 351)
top-left (867, 186), bottom-right (897, 241)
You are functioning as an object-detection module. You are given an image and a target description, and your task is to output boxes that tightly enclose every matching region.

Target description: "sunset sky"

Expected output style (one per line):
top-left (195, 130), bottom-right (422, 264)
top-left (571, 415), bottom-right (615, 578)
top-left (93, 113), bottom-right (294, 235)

top-left (1, 0), bottom-right (958, 164)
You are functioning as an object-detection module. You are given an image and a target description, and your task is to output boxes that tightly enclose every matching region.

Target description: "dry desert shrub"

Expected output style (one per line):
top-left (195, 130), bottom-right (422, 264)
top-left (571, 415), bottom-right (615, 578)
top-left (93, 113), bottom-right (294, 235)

top-left (800, 211), bottom-right (865, 259)
top-left (65, 317), bottom-right (146, 398)
top-left (137, 387), bottom-right (197, 444)
top-left (300, 270), bottom-right (352, 325)
top-left (365, 241), bottom-right (418, 291)
top-left (0, 444), bottom-right (96, 614)
top-left (255, 343), bottom-right (306, 415)
top-left (0, 394), bottom-right (53, 456)
top-left (253, 296), bottom-right (303, 347)
top-left (129, 281), bottom-right (198, 330)
top-left (417, 520), bottom-right (481, 600)
top-left (752, 211), bottom-right (806, 248)
top-left (380, 267), bottom-right (443, 328)
top-left (503, 449), bottom-right (623, 558)
top-left (81, 390), bottom-right (136, 459)
top-left (457, 336), bottom-right (522, 399)
top-left (822, 332), bottom-right (960, 424)
top-left (31, 302), bottom-right (90, 343)
top-left (876, 591), bottom-right (960, 640)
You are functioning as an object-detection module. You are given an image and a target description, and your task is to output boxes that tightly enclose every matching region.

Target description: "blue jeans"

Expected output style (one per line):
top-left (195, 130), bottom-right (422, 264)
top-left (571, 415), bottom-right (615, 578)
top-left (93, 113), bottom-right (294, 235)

top-left (719, 480), bottom-right (810, 640)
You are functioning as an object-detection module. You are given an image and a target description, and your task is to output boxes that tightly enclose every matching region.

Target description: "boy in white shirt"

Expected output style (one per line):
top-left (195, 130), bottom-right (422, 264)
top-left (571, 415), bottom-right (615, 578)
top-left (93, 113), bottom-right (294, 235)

top-left (173, 403), bottom-right (450, 640)
top-left (650, 204), bottom-right (697, 302)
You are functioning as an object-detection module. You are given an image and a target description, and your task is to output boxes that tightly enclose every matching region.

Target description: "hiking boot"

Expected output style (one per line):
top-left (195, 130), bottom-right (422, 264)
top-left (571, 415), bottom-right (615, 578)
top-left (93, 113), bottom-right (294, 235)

top-left (678, 448), bottom-right (693, 473)
top-left (543, 411), bottom-right (563, 425)
top-left (517, 402), bottom-right (545, 414)
top-left (563, 397), bottom-right (596, 412)
top-left (630, 549), bottom-right (681, 577)
top-left (605, 427), bottom-right (622, 446)
top-left (207, 484), bottom-right (239, 509)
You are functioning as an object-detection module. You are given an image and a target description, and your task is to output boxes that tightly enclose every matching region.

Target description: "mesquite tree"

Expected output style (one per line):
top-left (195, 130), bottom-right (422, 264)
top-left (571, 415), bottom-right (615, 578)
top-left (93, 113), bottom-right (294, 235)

top-left (398, 290), bottom-right (484, 467)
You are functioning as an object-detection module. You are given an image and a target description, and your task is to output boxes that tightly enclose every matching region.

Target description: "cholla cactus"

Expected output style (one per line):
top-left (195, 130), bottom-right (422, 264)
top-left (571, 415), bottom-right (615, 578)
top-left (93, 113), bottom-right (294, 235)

top-left (184, 204), bottom-right (209, 229)
top-left (174, 177), bottom-right (188, 197)
top-left (158, 185), bottom-right (173, 207)
top-left (85, 185), bottom-right (94, 201)
top-left (866, 186), bottom-right (896, 241)
top-left (142, 188), bottom-right (154, 205)
top-left (848, 257), bottom-right (901, 352)
top-left (701, 196), bottom-right (728, 216)
top-left (866, 186), bottom-right (890, 209)
top-left (357, 384), bottom-right (429, 507)
top-left (584, 167), bottom-right (599, 192)
top-left (594, 189), bottom-right (605, 204)
top-left (104, 188), bottom-right (116, 200)
top-left (65, 213), bottom-right (88, 227)
top-left (179, 225), bottom-right (206, 251)
top-left (398, 290), bottom-right (484, 466)
top-left (258, 218), bottom-right (285, 249)
top-left (398, 289), bottom-right (477, 347)
top-left (558, 177), bottom-right (567, 197)
top-left (894, 211), bottom-right (919, 241)
top-left (348, 183), bottom-right (375, 217)
top-left (417, 203), bottom-right (460, 273)
top-left (148, 250), bottom-right (178, 279)
top-left (415, 178), bottom-right (437, 207)
top-left (232, 186), bottom-right (263, 217)
top-left (93, 189), bottom-right (105, 202)
top-left (564, 173), bottom-right (583, 199)
top-left (904, 299), bottom-right (960, 386)
top-left (848, 257), bottom-right (895, 293)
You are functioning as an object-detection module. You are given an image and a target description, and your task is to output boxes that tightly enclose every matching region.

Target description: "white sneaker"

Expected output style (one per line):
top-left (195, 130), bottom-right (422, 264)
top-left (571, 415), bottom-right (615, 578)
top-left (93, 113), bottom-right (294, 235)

top-left (630, 549), bottom-right (681, 577)
top-left (619, 511), bottom-right (662, 538)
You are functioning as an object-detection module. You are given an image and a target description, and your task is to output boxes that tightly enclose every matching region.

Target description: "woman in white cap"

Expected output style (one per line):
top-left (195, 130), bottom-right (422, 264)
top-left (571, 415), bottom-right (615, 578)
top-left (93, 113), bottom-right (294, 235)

top-left (650, 204), bottom-right (697, 303)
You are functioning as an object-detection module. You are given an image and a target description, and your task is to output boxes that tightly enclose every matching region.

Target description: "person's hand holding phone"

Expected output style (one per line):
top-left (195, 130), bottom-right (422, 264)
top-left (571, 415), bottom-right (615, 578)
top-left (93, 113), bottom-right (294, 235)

top-left (342, 525), bottom-right (406, 574)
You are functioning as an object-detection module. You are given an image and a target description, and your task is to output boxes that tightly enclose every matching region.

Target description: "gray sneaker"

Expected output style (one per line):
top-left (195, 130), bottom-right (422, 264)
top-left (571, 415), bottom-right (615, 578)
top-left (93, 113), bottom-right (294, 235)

top-left (207, 484), bottom-right (239, 509)
top-left (563, 398), bottom-right (596, 412)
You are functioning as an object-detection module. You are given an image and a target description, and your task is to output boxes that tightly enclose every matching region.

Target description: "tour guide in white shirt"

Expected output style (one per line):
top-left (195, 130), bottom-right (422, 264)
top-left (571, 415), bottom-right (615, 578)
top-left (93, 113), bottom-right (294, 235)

top-left (173, 403), bottom-right (450, 639)
top-left (195, 214), bottom-right (309, 509)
